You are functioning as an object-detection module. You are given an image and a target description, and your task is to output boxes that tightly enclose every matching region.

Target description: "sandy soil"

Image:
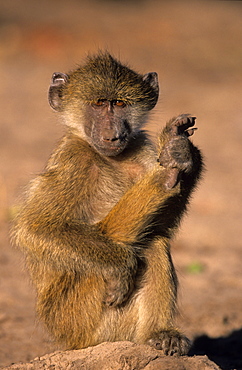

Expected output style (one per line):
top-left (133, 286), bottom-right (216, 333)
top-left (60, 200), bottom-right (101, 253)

top-left (0, 1), bottom-right (241, 369)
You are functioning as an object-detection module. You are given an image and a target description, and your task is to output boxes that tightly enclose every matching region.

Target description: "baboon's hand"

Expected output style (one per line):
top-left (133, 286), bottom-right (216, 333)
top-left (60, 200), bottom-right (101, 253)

top-left (103, 266), bottom-right (136, 307)
top-left (158, 114), bottom-right (197, 189)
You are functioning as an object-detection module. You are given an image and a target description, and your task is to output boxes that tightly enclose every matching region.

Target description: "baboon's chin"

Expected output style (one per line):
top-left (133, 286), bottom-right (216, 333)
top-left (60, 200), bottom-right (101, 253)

top-left (94, 142), bottom-right (127, 157)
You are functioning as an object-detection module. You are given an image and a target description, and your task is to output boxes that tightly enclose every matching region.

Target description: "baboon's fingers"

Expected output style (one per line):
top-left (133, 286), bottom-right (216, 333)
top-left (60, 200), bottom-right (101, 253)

top-left (165, 168), bottom-right (180, 189)
top-left (185, 127), bottom-right (198, 137)
top-left (168, 114), bottom-right (196, 136)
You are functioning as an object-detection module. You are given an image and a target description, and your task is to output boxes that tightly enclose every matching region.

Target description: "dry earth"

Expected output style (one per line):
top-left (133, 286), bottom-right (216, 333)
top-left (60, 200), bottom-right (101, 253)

top-left (4, 342), bottom-right (221, 370)
top-left (0, 1), bottom-right (242, 369)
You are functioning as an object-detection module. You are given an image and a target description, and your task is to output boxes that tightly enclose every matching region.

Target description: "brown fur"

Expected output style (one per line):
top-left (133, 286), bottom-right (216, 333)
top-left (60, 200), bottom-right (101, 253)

top-left (12, 52), bottom-right (203, 356)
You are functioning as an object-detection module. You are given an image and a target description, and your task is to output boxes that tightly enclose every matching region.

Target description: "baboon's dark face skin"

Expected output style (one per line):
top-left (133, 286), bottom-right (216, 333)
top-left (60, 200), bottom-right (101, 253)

top-left (84, 99), bottom-right (132, 157)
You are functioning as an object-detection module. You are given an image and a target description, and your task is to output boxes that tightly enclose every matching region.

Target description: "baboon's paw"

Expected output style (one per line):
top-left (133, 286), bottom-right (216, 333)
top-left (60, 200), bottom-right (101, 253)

top-left (147, 329), bottom-right (191, 356)
top-left (167, 114), bottom-right (197, 137)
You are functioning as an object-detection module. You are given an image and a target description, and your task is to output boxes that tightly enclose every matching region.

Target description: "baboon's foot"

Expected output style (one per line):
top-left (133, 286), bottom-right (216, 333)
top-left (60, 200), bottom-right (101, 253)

top-left (147, 329), bottom-right (191, 356)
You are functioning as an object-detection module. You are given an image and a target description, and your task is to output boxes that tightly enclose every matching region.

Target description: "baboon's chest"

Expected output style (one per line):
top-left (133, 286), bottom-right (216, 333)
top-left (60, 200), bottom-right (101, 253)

top-left (85, 160), bottom-right (148, 225)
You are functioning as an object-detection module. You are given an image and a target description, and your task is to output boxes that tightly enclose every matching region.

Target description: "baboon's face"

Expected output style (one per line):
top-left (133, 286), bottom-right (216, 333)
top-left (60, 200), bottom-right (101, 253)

top-left (84, 99), bottom-right (132, 157)
top-left (48, 53), bottom-right (159, 157)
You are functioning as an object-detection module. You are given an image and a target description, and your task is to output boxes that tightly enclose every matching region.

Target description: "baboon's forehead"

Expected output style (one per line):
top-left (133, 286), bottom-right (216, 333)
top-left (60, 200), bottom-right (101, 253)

top-left (68, 78), bottom-right (148, 104)
top-left (66, 54), bottom-right (156, 106)
top-left (68, 57), bottom-right (144, 102)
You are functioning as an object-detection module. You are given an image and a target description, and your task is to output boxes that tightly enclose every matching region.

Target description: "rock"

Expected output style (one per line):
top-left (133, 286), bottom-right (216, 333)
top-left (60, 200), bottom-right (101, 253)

top-left (4, 341), bottom-right (220, 370)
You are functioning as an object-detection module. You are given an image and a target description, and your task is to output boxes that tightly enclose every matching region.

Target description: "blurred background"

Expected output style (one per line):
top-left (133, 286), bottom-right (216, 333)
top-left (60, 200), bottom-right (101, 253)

top-left (0, 0), bottom-right (241, 368)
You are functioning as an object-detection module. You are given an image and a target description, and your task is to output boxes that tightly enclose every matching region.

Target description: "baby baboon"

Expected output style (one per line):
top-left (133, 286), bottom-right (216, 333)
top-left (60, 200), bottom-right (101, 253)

top-left (13, 51), bottom-right (203, 355)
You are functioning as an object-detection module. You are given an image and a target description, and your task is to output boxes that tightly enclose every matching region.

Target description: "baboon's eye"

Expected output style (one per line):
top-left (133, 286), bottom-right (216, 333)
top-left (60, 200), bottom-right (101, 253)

top-left (93, 99), bottom-right (106, 107)
top-left (114, 100), bottom-right (126, 107)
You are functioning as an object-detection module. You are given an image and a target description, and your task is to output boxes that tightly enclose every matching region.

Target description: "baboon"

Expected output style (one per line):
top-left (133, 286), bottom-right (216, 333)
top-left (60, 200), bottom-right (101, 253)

top-left (13, 51), bottom-right (203, 356)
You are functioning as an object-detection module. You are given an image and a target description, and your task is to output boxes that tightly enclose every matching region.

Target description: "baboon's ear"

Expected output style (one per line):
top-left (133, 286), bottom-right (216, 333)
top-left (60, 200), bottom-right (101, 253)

top-left (143, 72), bottom-right (159, 109)
top-left (143, 72), bottom-right (159, 95)
top-left (48, 72), bottom-right (69, 111)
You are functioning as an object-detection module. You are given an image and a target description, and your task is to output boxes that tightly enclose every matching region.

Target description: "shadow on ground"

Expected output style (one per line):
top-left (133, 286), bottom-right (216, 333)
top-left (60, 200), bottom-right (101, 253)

top-left (189, 329), bottom-right (242, 370)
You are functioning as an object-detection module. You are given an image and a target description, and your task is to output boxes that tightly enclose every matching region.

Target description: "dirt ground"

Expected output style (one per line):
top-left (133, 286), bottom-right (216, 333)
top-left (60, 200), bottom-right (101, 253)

top-left (0, 1), bottom-right (241, 369)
